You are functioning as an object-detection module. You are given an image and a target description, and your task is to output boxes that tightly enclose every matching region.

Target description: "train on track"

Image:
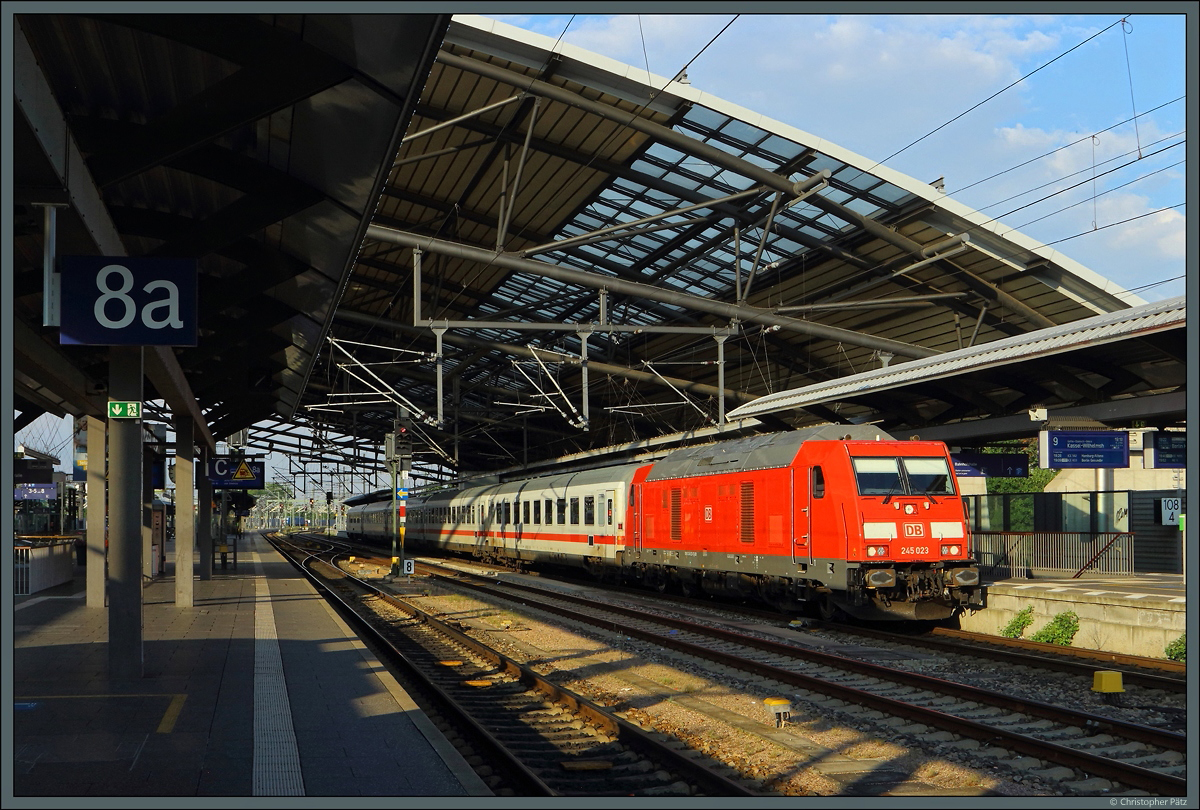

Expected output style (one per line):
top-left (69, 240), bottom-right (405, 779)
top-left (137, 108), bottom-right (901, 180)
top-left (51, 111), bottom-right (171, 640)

top-left (345, 425), bottom-right (985, 621)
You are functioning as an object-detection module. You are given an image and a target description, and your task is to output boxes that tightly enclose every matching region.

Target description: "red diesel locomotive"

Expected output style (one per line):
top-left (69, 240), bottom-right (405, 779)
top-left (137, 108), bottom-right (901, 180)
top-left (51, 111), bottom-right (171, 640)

top-left (346, 425), bottom-right (985, 620)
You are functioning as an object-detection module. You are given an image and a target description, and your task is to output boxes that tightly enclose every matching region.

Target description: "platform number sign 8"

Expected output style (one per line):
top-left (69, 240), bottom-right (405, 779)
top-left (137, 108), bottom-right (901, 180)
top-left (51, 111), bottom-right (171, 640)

top-left (1160, 497), bottom-right (1181, 526)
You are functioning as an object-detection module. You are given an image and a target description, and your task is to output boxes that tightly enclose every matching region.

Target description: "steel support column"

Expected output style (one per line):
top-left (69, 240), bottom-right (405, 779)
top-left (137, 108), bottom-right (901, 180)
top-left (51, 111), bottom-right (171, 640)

top-left (174, 413), bottom-right (195, 607)
top-left (142, 444), bottom-right (155, 580)
top-left (197, 445), bottom-right (213, 580)
top-left (107, 346), bottom-right (144, 680)
top-left (85, 415), bottom-right (106, 609)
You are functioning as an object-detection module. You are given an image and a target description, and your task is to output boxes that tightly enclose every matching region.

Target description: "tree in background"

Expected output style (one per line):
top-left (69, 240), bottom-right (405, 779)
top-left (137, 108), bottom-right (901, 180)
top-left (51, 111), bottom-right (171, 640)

top-left (983, 439), bottom-right (1059, 531)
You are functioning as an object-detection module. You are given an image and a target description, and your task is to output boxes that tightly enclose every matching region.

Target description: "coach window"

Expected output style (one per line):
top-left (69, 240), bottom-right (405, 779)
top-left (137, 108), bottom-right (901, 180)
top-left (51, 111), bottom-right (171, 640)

top-left (584, 496), bottom-right (595, 525)
top-left (533, 500), bottom-right (541, 524)
top-left (523, 500), bottom-right (530, 524)
top-left (812, 466), bottom-right (825, 499)
top-left (557, 498), bottom-right (567, 524)
top-left (570, 497), bottom-right (580, 525)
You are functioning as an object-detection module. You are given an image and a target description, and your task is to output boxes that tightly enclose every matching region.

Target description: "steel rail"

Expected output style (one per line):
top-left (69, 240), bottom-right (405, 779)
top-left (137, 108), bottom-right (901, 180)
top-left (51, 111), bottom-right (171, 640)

top-left (808, 621), bottom-right (1186, 692)
top-left (929, 626), bottom-right (1187, 675)
top-left (266, 534), bottom-right (553, 796)
top-left (273, 535), bottom-right (762, 797)
top-left (425, 565), bottom-right (1185, 796)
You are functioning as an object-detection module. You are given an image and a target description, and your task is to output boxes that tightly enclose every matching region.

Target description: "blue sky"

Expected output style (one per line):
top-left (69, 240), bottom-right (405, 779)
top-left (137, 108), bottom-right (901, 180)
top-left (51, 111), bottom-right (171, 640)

top-left (489, 11), bottom-right (1188, 304)
top-left (15, 9), bottom-right (1191, 488)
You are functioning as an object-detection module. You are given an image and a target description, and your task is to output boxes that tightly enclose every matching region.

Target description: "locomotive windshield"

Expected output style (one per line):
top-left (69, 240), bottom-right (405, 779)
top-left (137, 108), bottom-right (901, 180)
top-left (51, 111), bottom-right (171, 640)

top-left (903, 457), bottom-right (955, 495)
top-left (851, 456), bottom-right (955, 496)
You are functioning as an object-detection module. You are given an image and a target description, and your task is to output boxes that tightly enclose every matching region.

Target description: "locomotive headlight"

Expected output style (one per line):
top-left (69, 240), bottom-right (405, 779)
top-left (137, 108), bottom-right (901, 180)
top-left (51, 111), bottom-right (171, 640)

top-left (940, 544), bottom-right (961, 556)
top-left (867, 546), bottom-right (876, 557)
top-left (866, 545), bottom-right (888, 558)
top-left (904, 503), bottom-right (916, 515)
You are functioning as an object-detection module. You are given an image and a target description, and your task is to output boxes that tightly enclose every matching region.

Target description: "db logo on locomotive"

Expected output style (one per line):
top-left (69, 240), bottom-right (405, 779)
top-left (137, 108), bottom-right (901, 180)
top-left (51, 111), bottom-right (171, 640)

top-left (903, 523), bottom-right (925, 537)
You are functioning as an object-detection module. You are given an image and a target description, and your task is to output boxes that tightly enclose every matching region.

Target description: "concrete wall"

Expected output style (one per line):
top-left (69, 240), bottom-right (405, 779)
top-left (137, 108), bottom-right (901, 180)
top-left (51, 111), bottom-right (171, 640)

top-left (958, 585), bottom-right (1185, 660)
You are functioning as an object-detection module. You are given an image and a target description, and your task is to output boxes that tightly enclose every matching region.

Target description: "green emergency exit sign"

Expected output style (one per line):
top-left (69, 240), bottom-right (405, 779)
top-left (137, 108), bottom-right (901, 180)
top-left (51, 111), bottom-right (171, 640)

top-left (108, 401), bottom-right (142, 419)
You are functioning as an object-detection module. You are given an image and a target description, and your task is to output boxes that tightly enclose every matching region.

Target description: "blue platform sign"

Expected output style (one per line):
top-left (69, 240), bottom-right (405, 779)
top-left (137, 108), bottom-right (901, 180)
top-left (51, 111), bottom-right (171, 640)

top-left (207, 456), bottom-right (265, 489)
top-left (1150, 433), bottom-right (1186, 469)
top-left (59, 256), bottom-right (197, 346)
top-left (1040, 430), bottom-right (1129, 469)
top-left (14, 483), bottom-right (58, 501)
top-left (951, 453), bottom-right (1029, 478)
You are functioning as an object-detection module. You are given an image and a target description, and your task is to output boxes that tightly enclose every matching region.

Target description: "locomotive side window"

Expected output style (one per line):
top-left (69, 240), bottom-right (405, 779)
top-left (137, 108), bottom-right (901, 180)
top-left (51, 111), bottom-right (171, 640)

top-left (902, 457), bottom-right (956, 495)
top-left (852, 457), bottom-right (903, 496)
top-left (812, 466), bottom-right (826, 498)
top-left (584, 496), bottom-right (595, 525)
top-left (570, 497), bottom-right (580, 525)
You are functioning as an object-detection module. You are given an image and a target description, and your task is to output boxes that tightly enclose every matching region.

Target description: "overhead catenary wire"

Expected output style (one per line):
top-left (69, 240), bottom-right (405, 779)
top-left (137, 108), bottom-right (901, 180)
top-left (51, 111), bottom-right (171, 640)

top-left (948, 95), bottom-right (1183, 196)
top-left (853, 15), bottom-right (1131, 182)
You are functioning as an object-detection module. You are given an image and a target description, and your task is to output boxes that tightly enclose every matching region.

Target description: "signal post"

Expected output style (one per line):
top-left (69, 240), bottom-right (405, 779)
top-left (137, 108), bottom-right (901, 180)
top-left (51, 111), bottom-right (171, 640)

top-left (386, 411), bottom-right (414, 577)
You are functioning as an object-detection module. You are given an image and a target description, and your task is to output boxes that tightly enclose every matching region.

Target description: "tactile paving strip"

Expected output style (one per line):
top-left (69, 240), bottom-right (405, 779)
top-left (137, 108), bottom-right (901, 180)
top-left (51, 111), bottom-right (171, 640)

top-left (252, 553), bottom-right (305, 796)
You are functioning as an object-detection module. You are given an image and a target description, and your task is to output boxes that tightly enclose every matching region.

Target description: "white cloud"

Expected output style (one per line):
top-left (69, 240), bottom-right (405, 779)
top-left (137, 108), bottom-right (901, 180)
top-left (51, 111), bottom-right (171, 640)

top-left (485, 13), bottom-right (1185, 300)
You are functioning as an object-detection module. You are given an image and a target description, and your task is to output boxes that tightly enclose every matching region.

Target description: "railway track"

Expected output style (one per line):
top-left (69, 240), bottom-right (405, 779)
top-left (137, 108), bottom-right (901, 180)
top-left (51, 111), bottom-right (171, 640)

top-left (374, 546), bottom-right (1184, 694)
top-left (806, 621), bottom-right (1187, 693)
top-left (270, 534), bottom-right (765, 797)
top-left (408, 558), bottom-right (1187, 797)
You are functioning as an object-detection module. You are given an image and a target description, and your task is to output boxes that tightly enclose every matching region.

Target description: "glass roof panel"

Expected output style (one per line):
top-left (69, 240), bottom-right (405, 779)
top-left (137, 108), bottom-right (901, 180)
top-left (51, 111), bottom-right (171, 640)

top-left (870, 183), bottom-right (916, 204)
top-left (842, 196), bottom-right (887, 217)
top-left (680, 105), bottom-right (729, 131)
top-left (758, 134), bottom-right (807, 160)
top-left (803, 153), bottom-right (847, 174)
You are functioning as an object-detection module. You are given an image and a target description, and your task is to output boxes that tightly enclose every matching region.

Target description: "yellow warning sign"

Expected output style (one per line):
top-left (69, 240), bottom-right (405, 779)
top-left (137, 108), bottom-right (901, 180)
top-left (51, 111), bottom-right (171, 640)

top-left (232, 461), bottom-right (256, 480)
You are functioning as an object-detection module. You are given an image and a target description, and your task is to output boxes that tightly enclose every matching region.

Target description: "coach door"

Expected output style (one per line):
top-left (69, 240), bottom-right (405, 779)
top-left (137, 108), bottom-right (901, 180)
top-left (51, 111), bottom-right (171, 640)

top-left (603, 489), bottom-right (619, 554)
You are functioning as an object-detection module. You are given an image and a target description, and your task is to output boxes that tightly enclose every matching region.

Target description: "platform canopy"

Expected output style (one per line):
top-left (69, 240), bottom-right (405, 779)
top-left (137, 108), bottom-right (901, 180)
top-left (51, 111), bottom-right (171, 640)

top-left (12, 12), bottom-right (451, 451)
top-left (11, 13), bottom-right (1185, 482)
top-left (301, 16), bottom-right (1182, 477)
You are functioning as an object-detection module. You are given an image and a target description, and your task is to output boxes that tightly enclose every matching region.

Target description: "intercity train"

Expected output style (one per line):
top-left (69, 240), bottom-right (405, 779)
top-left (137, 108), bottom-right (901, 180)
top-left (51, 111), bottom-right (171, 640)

top-left (345, 425), bottom-right (984, 621)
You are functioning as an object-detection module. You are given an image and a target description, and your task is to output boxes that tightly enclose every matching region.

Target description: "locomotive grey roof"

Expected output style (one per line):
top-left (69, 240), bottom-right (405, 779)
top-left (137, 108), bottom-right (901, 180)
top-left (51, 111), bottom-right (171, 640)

top-left (645, 424), bottom-right (893, 482)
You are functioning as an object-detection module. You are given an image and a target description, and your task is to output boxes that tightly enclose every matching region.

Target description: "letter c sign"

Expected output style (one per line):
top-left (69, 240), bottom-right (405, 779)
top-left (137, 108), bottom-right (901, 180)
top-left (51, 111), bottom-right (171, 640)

top-left (59, 256), bottom-right (197, 346)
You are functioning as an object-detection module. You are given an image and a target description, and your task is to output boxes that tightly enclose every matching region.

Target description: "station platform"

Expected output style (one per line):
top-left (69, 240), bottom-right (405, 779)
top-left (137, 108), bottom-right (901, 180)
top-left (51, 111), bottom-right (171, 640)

top-left (10, 532), bottom-right (493, 800)
top-left (960, 572), bottom-right (1186, 658)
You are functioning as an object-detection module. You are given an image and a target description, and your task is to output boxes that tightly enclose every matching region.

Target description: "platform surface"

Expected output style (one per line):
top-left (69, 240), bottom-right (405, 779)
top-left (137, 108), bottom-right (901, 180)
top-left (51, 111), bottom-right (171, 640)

top-left (8, 533), bottom-right (492, 802)
top-left (986, 571), bottom-right (1186, 606)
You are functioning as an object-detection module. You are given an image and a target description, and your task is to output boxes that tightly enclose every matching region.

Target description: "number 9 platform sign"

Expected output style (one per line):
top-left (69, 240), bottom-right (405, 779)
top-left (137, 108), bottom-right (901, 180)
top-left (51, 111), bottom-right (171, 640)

top-left (58, 256), bottom-right (197, 346)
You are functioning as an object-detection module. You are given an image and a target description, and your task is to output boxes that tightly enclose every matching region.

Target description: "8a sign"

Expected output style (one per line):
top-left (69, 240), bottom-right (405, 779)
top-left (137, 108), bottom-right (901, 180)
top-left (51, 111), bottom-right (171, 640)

top-left (59, 256), bottom-right (197, 346)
